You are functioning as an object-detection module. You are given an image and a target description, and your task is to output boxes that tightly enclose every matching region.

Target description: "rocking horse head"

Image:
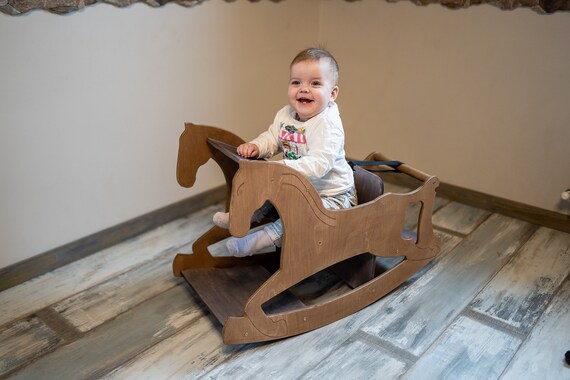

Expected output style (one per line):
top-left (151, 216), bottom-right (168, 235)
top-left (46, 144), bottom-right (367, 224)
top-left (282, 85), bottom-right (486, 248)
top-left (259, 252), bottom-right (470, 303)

top-left (176, 123), bottom-right (245, 187)
top-left (229, 160), bottom-right (286, 237)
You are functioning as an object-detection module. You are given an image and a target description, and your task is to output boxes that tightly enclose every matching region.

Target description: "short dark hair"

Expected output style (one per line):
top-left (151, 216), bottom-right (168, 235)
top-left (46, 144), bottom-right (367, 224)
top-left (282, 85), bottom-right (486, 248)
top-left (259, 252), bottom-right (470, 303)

top-left (290, 48), bottom-right (339, 85)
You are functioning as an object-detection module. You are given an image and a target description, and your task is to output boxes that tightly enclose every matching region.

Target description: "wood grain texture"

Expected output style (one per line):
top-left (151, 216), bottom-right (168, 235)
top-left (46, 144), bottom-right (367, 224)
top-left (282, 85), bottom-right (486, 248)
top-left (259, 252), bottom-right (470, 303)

top-left (102, 315), bottom-right (245, 379)
top-left (51, 245), bottom-right (189, 332)
top-left (0, 205), bottom-right (217, 327)
top-left (405, 315), bottom-right (522, 379)
top-left (183, 265), bottom-right (304, 325)
top-left (359, 214), bottom-right (535, 357)
top-left (500, 278), bottom-right (570, 379)
top-left (381, 181), bottom-right (450, 231)
top-left (432, 201), bottom-right (491, 235)
top-left (8, 285), bottom-right (205, 380)
top-left (199, 301), bottom-right (395, 379)
top-left (382, 178), bottom-right (450, 212)
top-left (469, 227), bottom-right (570, 332)
top-left (302, 338), bottom-right (408, 379)
top-left (0, 317), bottom-right (61, 377)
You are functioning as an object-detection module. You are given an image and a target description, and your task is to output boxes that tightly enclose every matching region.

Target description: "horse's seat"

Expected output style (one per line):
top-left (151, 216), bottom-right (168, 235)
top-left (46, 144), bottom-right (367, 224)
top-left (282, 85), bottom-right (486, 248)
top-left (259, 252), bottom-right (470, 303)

top-left (354, 165), bottom-right (384, 205)
top-left (172, 123), bottom-right (440, 344)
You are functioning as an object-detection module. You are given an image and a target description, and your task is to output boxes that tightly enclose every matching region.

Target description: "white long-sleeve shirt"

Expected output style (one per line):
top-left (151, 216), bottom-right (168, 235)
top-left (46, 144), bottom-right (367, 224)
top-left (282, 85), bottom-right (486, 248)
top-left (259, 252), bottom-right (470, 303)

top-left (250, 102), bottom-right (354, 197)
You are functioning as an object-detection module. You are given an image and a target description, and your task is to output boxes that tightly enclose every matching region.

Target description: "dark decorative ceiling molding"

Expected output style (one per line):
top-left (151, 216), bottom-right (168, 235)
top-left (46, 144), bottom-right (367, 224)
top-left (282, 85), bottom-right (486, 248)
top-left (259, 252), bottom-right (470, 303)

top-left (0, 0), bottom-right (207, 15)
top-left (0, 0), bottom-right (568, 16)
top-left (390, 0), bottom-right (570, 13)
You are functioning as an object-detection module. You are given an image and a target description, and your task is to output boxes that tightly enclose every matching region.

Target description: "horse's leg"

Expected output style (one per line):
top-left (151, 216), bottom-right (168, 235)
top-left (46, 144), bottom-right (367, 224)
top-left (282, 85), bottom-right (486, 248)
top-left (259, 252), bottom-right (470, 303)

top-left (242, 269), bottom-right (292, 337)
top-left (173, 226), bottom-right (231, 275)
top-left (415, 177), bottom-right (440, 253)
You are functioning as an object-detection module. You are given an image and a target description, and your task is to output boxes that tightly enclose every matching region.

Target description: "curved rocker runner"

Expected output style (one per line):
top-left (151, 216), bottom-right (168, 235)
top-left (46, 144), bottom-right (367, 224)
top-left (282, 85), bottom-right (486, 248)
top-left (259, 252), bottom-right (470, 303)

top-left (172, 122), bottom-right (441, 344)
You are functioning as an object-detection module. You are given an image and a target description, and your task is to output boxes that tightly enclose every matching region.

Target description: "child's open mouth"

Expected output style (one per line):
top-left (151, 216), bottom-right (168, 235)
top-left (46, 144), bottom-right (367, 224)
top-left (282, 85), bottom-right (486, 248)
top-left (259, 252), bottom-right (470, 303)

top-left (297, 97), bottom-right (313, 104)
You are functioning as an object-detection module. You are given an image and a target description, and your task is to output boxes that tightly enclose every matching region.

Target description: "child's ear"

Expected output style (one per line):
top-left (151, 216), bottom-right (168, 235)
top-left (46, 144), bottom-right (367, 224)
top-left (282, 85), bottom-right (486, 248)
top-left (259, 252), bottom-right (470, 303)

top-left (330, 86), bottom-right (339, 102)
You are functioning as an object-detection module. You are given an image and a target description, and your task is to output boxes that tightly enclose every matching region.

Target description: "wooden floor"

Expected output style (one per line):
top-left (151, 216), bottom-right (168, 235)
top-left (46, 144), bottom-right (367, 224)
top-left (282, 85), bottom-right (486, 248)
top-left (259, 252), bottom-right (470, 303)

top-left (1, 182), bottom-right (570, 379)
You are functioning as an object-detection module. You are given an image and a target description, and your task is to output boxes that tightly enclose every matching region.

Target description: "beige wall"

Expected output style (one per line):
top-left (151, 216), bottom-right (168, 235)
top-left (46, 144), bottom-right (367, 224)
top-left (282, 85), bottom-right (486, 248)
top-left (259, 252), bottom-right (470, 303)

top-left (320, 0), bottom-right (570, 215)
top-left (0, 0), bottom-right (319, 269)
top-left (1, 0), bottom-right (569, 270)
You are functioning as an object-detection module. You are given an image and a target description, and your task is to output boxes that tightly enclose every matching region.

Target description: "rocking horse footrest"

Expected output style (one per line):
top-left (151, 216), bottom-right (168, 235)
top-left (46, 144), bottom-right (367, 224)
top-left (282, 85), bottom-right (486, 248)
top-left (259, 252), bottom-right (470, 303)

top-left (181, 265), bottom-right (304, 325)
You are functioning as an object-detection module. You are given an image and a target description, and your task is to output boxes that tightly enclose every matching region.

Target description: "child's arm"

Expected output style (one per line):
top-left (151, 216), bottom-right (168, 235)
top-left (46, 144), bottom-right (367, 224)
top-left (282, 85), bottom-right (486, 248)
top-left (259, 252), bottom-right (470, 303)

top-left (236, 143), bottom-right (260, 158)
top-left (249, 119), bottom-right (281, 159)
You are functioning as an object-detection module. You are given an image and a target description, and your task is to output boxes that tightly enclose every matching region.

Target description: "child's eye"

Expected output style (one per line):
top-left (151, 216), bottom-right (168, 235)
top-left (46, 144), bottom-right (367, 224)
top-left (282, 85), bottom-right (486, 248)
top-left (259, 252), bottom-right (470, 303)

top-left (290, 80), bottom-right (300, 86)
top-left (311, 81), bottom-right (322, 86)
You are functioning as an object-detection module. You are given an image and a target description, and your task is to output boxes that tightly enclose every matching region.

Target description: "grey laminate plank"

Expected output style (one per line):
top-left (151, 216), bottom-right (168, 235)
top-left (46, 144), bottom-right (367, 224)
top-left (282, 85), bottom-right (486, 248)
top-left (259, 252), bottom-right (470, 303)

top-left (301, 338), bottom-right (408, 379)
top-left (406, 231), bottom-right (462, 283)
top-left (432, 201), bottom-right (491, 235)
top-left (7, 285), bottom-right (205, 380)
top-left (103, 314), bottom-right (245, 379)
top-left (359, 214), bottom-right (535, 357)
top-left (404, 315), bottom-right (522, 380)
top-left (51, 243), bottom-right (189, 332)
top-left (500, 278), bottom-right (570, 380)
top-left (0, 205), bottom-right (218, 327)
top-left (470, 227), bottom-right (570, 332)
top-left (0, 317), bottom-right (62, 377)
top-left (198, 306), bottom-right (387, 380)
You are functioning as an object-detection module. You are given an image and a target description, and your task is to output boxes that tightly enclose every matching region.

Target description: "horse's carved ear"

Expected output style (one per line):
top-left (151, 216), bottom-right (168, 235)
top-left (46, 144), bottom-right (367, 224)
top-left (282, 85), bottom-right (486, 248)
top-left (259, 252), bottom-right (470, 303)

top-left (184, 122), bottom-right (195, 131)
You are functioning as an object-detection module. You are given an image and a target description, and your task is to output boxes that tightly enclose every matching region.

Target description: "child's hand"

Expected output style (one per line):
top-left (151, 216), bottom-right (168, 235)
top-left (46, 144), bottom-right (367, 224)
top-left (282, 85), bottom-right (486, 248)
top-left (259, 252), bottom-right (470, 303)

top-left (236, 143), bottom-right (260, 158)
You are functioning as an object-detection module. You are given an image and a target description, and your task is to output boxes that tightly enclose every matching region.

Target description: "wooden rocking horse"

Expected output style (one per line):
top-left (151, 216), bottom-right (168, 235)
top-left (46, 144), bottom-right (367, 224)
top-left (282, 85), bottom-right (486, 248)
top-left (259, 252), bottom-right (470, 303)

top-left (173, 122), bottom-right (441, 344)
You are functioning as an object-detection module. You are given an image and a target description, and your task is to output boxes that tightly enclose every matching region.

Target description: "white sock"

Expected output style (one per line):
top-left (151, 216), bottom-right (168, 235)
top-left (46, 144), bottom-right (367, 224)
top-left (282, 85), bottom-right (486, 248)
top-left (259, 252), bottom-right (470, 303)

top-left (213, 212), bottom-right (230, 229)
top-left (226, 230), bottom-right (274, 257)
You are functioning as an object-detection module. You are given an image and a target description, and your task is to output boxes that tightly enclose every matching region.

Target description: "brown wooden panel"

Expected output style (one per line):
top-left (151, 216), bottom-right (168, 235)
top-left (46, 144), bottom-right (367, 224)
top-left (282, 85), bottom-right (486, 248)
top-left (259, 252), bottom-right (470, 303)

top-left (182, 266), bottom-right (304, 325)
top-left (330, 254), bottom-right (376, 289)
top-left (353, 166), bottom-right (384, 204)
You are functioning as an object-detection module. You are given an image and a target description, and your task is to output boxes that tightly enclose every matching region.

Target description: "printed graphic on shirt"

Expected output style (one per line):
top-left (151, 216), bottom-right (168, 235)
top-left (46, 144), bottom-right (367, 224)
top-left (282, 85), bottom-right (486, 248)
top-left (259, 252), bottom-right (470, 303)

top-left (279, 123), bottom-right (306, 160)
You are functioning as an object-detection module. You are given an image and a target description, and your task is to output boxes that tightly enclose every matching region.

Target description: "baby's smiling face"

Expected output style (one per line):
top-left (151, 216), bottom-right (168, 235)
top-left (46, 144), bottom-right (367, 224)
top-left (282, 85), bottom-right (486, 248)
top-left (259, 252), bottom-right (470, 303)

top-left (287, 59), bottom-right (339, 122)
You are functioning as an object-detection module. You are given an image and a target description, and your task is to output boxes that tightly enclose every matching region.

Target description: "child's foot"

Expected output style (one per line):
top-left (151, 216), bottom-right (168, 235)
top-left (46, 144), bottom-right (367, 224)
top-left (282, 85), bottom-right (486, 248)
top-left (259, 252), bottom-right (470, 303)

top-left (226, 230), bottom-right (274, 257)
top-left (213, 212), bottom-right (230, 229)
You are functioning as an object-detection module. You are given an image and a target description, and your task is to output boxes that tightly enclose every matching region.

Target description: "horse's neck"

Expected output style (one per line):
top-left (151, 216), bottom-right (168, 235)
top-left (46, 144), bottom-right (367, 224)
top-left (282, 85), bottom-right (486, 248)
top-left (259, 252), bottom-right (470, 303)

top-left (266, 172), bottom-right (326, 216)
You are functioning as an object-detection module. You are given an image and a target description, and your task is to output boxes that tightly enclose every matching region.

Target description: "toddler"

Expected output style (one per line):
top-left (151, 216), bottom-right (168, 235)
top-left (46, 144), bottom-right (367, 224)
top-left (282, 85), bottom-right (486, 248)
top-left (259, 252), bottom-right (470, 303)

top-left (214, 48), bottom-right (356, 256)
